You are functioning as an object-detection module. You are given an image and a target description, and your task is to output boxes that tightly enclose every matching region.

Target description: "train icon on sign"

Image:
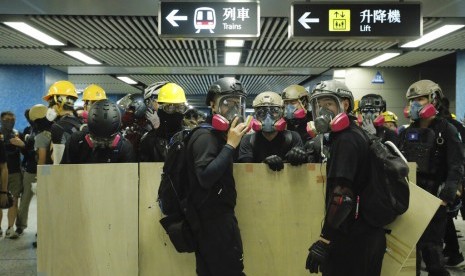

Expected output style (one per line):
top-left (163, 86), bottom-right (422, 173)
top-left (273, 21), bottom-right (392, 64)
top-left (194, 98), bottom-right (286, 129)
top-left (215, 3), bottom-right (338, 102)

top-left (194, 7), bottom-right (216, 33)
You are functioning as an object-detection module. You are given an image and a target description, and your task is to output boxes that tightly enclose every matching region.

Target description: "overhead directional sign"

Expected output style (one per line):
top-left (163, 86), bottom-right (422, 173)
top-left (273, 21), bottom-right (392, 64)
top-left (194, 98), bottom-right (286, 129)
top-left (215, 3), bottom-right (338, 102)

top-left (159, 1), bottom-right (260, 38)
top-left (290, 2), bottom-right (422, 39)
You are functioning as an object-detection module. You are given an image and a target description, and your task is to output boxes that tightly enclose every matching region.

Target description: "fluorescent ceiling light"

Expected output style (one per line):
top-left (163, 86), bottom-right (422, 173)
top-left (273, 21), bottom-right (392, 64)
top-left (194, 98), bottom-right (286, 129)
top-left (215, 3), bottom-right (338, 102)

top-left (360, 53), bottom-right (401, 66)
top-left (225, 52), bottom-right (241, 66)
top-left (63, 50), bottom-right (101, 65)
top-left (333, 69), bottom-right (346, 79)
top-left (117, 76), bottom-right (138, 85)
top-left (401, 24), bottom-right (465, 48)
top-left (4, 22), bottom-right (65, 46)
top-left (225, 40), bottom-right (245, 47)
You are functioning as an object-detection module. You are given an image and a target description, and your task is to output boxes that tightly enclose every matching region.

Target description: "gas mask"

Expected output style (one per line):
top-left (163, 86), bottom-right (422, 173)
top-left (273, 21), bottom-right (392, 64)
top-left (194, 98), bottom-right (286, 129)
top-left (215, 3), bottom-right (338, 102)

top-left (361, 109), bottom-right (380, 121)
top-left (252, 106), bottom-right (286, 133)
top-left (313, 107), bottom-right (335, 134)
top-left (284, 104), bottom-right (306, 120)
top-left (408, 101), bottom-right (423, 120)
top-left (212, 95), bottom-right (246, 131)
top-left (407, 101), bottom-right (437, 120)
top-left (46, 108), bottom-right (58, 122)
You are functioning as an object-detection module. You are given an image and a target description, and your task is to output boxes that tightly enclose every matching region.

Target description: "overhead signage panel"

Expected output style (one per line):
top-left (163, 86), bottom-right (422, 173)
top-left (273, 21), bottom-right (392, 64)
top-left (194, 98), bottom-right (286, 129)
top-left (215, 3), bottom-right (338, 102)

top-left (290, 2), bottom-right (421, 39)
top-left (159, 1), bottom-right (260, 38)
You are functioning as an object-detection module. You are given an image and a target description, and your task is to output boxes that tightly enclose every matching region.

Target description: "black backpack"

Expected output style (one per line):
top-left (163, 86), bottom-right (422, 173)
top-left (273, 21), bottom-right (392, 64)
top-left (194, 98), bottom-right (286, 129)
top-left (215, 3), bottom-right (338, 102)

top-left (356, 128), bottom-right (410, 228)
top-left (158, 124), bottom-right (212, 253)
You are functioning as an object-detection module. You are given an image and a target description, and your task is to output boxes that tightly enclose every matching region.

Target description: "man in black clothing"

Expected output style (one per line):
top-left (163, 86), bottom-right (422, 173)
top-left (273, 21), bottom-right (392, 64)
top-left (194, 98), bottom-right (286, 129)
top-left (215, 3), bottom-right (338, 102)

top-left (187, 77), bottom-right (249, 276)
top-left (398, 80), bottom-right (464, 276)
top-left (432, 94), bottom-right (465, 268)
top-left (68, 100), bottom-right (135, 164)
top-left (305, 80), bottom-right (386, 276)
top-left (43, 80), bottom-right (82, 164)
top-left (15, 109), bottom-right (37, 236)
top-left (238, 91), bottom-right (305, 171)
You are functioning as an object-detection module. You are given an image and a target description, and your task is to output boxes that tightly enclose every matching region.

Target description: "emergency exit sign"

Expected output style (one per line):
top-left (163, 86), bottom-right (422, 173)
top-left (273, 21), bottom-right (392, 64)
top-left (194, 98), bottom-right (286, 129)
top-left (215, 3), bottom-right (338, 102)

top-left (158, 1), bottom-right (260, 38)
top-left (290, 2), bottom-right (422, 39)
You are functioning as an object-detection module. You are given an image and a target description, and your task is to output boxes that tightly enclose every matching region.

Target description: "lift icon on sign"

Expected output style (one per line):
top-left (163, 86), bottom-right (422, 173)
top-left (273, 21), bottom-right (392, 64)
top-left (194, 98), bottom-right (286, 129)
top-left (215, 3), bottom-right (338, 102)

top-left (329, 10), bottom-right (350, 31)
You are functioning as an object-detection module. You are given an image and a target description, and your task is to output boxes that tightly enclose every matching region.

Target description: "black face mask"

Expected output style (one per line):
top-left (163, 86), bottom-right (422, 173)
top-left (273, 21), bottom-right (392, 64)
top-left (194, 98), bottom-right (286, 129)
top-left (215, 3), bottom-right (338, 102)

top-left (1, 120), bottom-right (15, 132)
top-left (157, 109), bottom-right (184, 138)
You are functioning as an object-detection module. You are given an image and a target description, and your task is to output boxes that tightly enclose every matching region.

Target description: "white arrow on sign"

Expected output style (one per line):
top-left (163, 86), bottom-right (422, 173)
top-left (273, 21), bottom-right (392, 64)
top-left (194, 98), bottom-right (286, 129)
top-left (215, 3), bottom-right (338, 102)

top-left (166, 9), bottom-right (188, 27)
top-left (298, 12), bottom-right (319, 29)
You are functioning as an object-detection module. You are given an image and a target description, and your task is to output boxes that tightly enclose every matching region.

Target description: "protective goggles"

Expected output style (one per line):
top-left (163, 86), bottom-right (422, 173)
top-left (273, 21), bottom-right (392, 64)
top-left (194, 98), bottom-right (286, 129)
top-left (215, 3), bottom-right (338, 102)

top-left (215, 95), bottom-right (246, 121)
top-left (360, 98), bottom-right (384, 109)
top-left (159, 103), bottom-right (187, 114)
top-left (254, 106), bottom-right (283, 121)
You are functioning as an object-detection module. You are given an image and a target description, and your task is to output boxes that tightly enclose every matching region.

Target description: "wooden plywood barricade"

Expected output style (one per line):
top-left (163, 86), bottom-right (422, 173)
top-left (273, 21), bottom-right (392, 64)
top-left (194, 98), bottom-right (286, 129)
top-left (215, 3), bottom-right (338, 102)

top-left (139, 163), bottom-right (439, 276)
top-left (37, 164), bottom-right (139, 276)
top-left (139, 162), bottom-right (196, 276)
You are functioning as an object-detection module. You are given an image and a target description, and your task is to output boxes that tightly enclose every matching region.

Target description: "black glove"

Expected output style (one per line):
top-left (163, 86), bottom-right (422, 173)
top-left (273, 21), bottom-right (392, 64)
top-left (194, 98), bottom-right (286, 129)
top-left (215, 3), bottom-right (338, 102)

top-left (285, 147), bottom-right (308, 166)
top-left (306, 240), bottom-right (330, 274)
top-left (264, 155), bottom-right (284, 171)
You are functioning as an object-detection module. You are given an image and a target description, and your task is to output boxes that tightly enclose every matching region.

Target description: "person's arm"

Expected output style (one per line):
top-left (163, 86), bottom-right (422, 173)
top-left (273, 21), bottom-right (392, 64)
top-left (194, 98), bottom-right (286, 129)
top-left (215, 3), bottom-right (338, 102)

top-left (237, 133), bottom-right (253, 163)
top-left (37, 148), bottom-right (47, 165)
top-left (194, 118), bottom-right (248, 189)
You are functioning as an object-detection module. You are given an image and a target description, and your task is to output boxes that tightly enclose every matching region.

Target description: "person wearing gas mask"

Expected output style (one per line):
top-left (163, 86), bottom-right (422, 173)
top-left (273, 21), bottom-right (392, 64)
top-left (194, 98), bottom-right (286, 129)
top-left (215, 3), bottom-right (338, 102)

top-left (68, 100), bottom-right (135, 164)
top-left (305, 80), bottom-right (386, 276)
top-left (43, 80), bottom-right (81, 165)
top-left (139, 82), bottom-right (187, 162)
top-left (0, 111), bottom-right (25, 239)
top-left (187, 77), bottom-right (249, 276)
top-left (117, 93), bottom-right (150, 160)
top-left (238, 91), bottom-right (305, 171)
top-left (281, 84), bottom-right (313, 142)
top-left (359, 93), bottom-right (399, 145)
top-left (398, 80), bottom-right (464, 276)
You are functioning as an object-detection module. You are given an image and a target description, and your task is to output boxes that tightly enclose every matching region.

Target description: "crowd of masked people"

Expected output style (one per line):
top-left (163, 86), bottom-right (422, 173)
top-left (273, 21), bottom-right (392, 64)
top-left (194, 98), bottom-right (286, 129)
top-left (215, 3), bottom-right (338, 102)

top-left (0, 77), bottom-right (464, 276)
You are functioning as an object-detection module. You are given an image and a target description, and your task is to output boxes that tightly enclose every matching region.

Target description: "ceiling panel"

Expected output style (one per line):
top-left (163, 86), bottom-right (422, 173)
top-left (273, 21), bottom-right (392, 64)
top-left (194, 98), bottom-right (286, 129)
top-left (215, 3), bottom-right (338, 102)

top-left (1, 12), bottom-right (465, 106)
top-left (69, 74), bottom-right (142, 94)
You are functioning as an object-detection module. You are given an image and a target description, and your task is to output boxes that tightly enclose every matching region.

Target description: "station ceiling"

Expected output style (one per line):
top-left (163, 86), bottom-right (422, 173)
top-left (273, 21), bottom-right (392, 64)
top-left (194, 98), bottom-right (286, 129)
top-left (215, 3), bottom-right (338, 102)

top-left (1, 0), bottom-right (465, 107)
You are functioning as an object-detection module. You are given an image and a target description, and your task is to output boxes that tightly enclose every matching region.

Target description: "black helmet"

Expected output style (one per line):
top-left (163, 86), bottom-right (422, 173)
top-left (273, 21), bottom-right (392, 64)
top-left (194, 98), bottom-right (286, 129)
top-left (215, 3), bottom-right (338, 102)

top-left (359, 94), bottom-right (386, 112)
top-left (205, 77), bottom-right (247, 106)
top-left (310, 80), bottom-right (354, 112)
top-left (88, 100), bottom-right (121, 138)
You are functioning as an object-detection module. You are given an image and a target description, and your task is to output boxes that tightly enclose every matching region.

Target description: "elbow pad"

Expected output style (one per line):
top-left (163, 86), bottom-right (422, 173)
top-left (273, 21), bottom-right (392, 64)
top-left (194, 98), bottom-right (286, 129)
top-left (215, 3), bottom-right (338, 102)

top-left (326, 190), bottom-right (354, 229)
top-left (52, 143), bottom-right (65, 165)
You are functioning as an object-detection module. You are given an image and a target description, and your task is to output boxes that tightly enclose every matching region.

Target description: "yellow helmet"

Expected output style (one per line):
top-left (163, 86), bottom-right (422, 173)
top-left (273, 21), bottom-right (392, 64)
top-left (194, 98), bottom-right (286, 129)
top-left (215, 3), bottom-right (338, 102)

top-left (157, 83), bottom-right (187, 104)
top-left (43, 80), bottom-right (78, 102)
top-left (83, 84), bottom-right (107, 101)
top-left (381, 111), bottom-right (398, 124)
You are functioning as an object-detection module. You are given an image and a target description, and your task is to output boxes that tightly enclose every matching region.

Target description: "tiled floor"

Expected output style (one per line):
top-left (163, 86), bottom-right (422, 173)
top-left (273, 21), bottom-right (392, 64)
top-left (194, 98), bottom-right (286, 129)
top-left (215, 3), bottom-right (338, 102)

top-left (1, 197), bottom-right (465, 275)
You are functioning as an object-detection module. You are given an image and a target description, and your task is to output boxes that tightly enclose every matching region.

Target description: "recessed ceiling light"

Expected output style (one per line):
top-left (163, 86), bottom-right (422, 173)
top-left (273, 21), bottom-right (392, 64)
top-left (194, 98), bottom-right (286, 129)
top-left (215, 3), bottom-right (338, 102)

top-left (360, 52), bottom-right (401, 66)
top-left (117, 76), bottom-right (138, 85)
top-left (225, 40), bottom-right (245, 47)
top-left (401, 24), bottom-right (465, 48)
top-left (225, 52), bottom-right (241, 66)
top-left (63, 50), bottom-right (101, 65)
top-left (4, 21), bottom-right (65, 46)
